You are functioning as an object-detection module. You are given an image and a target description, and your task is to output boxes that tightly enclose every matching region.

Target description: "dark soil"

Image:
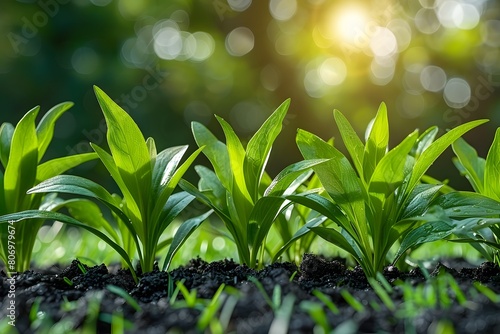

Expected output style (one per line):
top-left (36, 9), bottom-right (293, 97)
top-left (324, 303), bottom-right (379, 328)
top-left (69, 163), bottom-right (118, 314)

top-left (1, 254), bottom-right (500, 333)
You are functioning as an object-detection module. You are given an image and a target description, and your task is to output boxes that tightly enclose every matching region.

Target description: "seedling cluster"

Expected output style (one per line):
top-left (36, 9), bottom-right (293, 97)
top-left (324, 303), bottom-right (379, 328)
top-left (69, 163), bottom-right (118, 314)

top-left (1, 86), bottom-right (500, 279)
top-left (1, 87), bottom-right (500, 333)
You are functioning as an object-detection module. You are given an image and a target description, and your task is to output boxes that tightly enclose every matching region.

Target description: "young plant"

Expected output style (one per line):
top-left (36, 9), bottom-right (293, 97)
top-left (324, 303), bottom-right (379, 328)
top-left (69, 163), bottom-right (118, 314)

top-left (0, 86), bottom-right (209, 280)
top-left (291, 103), bottom-right (486, 278)
top-left (398, 130), bottom-right (500, 266)
top-left (0, 103), bottom-right (97, 272)
top-left (449, 129), bottom-right (500, 261)
top-left (180, 99), bottom-right (326, 268)
top-left (272, 172), bottom-right (329, 264)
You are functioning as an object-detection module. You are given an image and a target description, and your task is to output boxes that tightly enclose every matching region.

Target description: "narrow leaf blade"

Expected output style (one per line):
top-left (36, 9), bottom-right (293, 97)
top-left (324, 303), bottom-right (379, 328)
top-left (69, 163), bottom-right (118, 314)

top-left (484, 128), bottom-right (500, 200)
top-left (4, 107), bottom-right (39, 212)
top-left (36, 102), bottom-right (74, 159)
top-left (244, 99), bottom-right (290, 201)
top-left (94, 86), bottom-right (152, 216)
top-left (163, 210), bottom-right (213, 270)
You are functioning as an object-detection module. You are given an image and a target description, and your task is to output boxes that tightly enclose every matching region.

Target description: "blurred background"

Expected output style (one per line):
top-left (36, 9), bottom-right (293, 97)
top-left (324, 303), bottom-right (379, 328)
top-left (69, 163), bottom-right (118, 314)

top-left (2, 0), bottom-right (500, 189)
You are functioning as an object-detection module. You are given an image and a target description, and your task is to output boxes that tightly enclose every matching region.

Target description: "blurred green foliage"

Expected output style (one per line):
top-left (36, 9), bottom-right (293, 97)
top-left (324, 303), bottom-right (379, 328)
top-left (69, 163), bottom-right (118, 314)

top-left (1, 0), bottom-right (499, 189)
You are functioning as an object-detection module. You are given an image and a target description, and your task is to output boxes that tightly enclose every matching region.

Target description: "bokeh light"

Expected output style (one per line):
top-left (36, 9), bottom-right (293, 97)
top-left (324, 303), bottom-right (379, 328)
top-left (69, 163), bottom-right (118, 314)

top-left (2, 0), bottom-right (500, 191)
top-left (370, 27), bottom-right (398, 57)
top-left (228, 0), bottom-right (252, 12)
top-left (319, 58), bottom-right (347, 86)
top-left (415, 8), bottom-right (441, 34)
top-left (443, 78), bottom-right (471, 108)
top-left (420, 66), bottom-right (447, 92)
top-left (225, 27), bottom-right (255, 56)
top-left (269, 0), bottom-right (298, 21)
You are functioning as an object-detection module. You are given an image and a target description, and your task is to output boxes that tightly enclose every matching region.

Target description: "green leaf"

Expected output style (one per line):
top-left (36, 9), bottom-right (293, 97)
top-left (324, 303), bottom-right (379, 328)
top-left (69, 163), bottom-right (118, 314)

top-left (296, 129), bottom-right (366, 228)
top-left (265, 159), bottom-right (328, 197)
top-left (4, 106), bottom-right (39, 212)
top-left (250, 196), bottom-right (289, 259)
top-left (156, 191), bottom-right (195, 237)
top-left (285, 193), bottom-right (352, 235)
top-left (484, 128), bottom-right (500, 201)
top-left (334, 110), bottom-right (364, 178)
top-left (394, 220), bottom-right (454, 264)
top-left (151, 145), bottom-right (188, 200)
top-left (0, 123), bottom-right (14, 168)
top-left (413, 126), bottom-right (438, 159)
top-left (408, 119), bottom-right (487, 192)
top-left (61, 199), bottom-right (121, 244)
top-left (363, 103), bottom-right (389, 182)
top-left (400, 184), bottom-right (443, 220)
top-left (433, 191), bottom-right (500, 218)
top-left (216, 116), bottom-right (252, 204)
top-left (151, 146), bottom-right (204, 224)
top-left (94, 86), bottom-right (152, 217)
top-left (244, 99), bottom-right (290, 201)
top-left (27, 175), bottom-right (138, 237)
top-left (451, 238), bottom-right (500, 251)
top-left (192, 121), bottom-right (232, 191)
top-left (195, 165), bottom-right (226, 206)
top-left (368, 131), bottom-right (417, 195)
top-left (162, 209), bottom-right (213, 270)
top-left (310, 226), bottom-right (360, 261)
top-left (0, 210), bottom-right (137, 282)
top-left (452, 137), bottom-right (484, 193)
top-left (272, 216), bottom-right (327, 262)
top-left (36, 153), bottom-right (98, 182)
top-left (297, 130), bottom-right (365, 205)
top-left (146, 137), bottom-right (157, 161)
top-left (90, 143), bottom-right (140, 220)
top-left (36, 101), bottom-right (74, 160)
top-left (0, 170), bottom-right (5, 215)
top-left (106, 285), bottom-right (141, 312)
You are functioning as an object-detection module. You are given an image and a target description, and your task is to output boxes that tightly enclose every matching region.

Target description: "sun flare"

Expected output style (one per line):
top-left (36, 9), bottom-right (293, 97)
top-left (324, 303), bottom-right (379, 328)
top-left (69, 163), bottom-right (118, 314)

top-left (332, 6), bottom-right (369, 43)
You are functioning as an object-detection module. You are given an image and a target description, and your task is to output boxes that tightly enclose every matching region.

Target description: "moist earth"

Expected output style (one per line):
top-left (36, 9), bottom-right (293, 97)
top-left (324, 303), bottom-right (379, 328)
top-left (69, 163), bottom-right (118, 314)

top-left (1, 254), bottom-right (500, 333)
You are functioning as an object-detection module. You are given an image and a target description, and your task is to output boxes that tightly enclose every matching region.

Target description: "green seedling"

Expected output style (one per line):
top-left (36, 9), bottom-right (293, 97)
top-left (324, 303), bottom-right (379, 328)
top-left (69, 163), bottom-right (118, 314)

top-left (272, 172), bottom-right (328, 264)
top-left (447, 129), bottom-right (500, 263)
top-left (312, 289), bottom-right (340, 315)
top-left (447, 275), bottom-right (467, 306)
top-left (367, 276), bottom-right (395, 311)
top-left (300, 300), bottom-right (331, 333)
top-left (63, 277), bottom-right (73, 287)
top-left (248, 276), bottom-right (280, 311)
top-left (292, 103), bottom-right (486, 277)
top-left (197, 283), bottom-right (226, 331)
top-left (0, 87), bottom-right (211, 281)
top-left (268, 294), bottom-right (296, 334)
top-left (181, 99), bottom-right (326, 268)
top-left (76, 258), bottom-right (88, 275)
top-left (217, 291), bottom-right (239, 332)
top-left (473, 282), bottom-right (500, 303)
top-left (0, 103), bottom-right (97, 272)
top-left (106, 284), bottom-right (141, 312)
top-left (340, 289), bottom-right (365, 312)
top-left (173, 280), bottom-right (199, 309)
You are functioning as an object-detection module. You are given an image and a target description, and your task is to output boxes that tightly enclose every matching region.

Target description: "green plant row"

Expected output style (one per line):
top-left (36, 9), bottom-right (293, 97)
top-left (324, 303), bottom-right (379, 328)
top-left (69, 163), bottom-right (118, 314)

top-left (1, 86), bottom-right (499, 280)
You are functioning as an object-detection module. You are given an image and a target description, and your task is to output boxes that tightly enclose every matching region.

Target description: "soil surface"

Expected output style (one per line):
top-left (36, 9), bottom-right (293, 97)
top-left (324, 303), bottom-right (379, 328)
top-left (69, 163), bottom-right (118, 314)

top-left (1, 254), bottom-right (500, 333)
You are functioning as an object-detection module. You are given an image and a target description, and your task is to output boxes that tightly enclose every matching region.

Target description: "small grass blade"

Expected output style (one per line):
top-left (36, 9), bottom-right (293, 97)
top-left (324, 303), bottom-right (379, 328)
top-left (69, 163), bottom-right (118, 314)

top-left (106, 284), bottom-right (141, 312)
top-left (268, 294), bottom-right (295, 334)
top-left (367, 277), bottom-right (395, 311)
top-left (340, 289), bottom-right (365, 312)
top-left (312, 290), bottom-right (339, 315)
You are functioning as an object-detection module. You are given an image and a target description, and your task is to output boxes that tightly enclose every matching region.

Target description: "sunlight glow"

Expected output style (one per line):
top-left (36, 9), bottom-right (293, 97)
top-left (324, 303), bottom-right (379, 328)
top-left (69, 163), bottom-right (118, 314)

top-left (332, 6), bottom-right (369, 43)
